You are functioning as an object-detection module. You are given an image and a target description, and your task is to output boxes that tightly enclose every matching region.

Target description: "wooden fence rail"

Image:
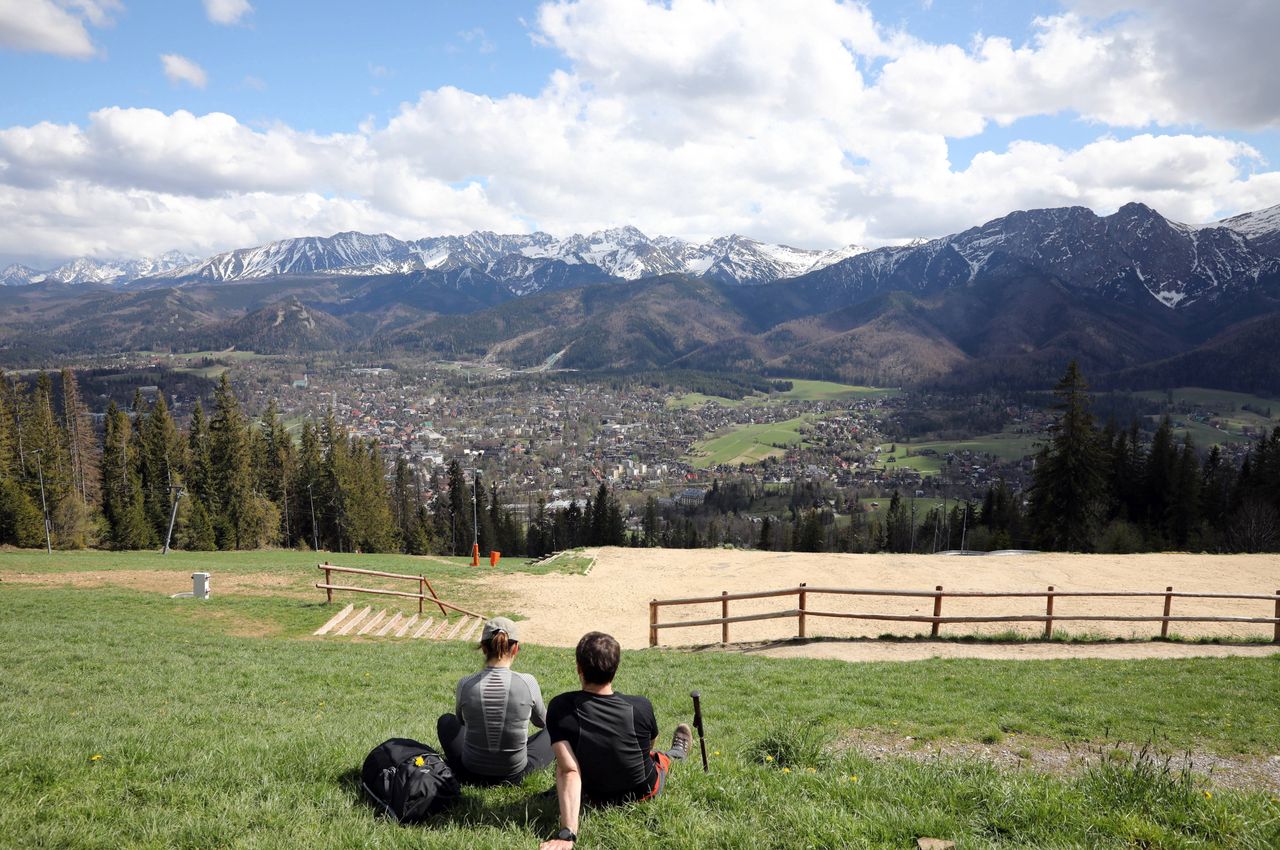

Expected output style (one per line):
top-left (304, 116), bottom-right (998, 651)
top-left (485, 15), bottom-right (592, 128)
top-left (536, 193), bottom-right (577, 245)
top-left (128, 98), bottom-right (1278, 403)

top-left (648, 583), bottom-right (1280, 647)
top-left (315, 562), bottom-right (486, 620)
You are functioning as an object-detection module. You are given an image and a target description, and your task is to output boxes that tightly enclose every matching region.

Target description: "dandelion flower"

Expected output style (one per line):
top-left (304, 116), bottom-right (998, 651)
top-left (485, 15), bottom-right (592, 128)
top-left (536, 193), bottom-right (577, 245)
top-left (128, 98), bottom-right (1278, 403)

top-left (781, 767), bottom-right (791, 774)
top-left (714, 751), bottom-right (721, 756)
top-left (1203, 791), bottom-right (1212, 800)
top-left (414, 756), bottom-right (425, 767)
top-left (764, 755), bottom-right (774, 762)
top-left (89, 754), bottom-right (102, 762)
top-left (806, 767), bottom-right (816, 773)
top-left (849, 775), bottom-right (859, 782)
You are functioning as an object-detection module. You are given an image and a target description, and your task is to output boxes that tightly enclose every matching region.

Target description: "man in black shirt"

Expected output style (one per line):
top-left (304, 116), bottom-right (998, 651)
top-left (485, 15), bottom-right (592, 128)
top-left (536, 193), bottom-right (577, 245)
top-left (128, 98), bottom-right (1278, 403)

top-left (538, 631), bottom-right (691, 849)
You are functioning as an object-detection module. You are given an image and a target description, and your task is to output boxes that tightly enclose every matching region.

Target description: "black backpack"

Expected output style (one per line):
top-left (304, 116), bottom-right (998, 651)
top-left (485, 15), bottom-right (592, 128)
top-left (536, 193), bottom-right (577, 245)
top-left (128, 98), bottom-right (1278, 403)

top-left (361, 737), bottom-right (462, 824)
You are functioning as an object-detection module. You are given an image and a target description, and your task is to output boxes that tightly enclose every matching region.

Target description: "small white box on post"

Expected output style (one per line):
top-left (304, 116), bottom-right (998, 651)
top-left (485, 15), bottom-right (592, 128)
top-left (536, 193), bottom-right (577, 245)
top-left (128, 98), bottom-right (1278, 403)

top-left (192, 572), bottom-right (211, 600)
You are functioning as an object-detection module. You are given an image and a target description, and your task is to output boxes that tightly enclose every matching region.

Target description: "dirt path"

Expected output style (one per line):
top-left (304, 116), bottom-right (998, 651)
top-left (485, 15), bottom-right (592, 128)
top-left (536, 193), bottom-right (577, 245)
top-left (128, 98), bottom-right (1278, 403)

top-left (839, 729), bottom-right (1280, 795)
top-left (484, 548), bottom-right (1280, 661)
top-left (0, 569), bottom-right (310, 597)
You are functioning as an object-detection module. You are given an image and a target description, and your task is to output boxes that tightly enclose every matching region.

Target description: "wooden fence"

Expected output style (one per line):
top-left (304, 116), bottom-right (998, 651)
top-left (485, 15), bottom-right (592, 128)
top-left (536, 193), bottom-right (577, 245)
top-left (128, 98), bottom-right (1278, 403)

top-left (315, 562), bottom-right (486, 619)
top-left (648, 583), bottom-right (1280, 647)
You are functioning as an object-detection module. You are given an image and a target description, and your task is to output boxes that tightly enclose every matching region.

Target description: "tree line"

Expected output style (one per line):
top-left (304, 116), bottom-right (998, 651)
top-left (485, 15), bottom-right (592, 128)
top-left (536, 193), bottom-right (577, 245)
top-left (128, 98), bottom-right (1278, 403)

top-left (4, 363), bottom-right (1279, 555)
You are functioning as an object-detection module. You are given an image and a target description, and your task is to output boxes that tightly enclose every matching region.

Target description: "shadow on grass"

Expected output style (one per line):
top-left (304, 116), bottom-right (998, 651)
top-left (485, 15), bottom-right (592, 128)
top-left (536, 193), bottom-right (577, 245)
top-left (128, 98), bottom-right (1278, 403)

top-left (339, 765), bottom-right (561, 834)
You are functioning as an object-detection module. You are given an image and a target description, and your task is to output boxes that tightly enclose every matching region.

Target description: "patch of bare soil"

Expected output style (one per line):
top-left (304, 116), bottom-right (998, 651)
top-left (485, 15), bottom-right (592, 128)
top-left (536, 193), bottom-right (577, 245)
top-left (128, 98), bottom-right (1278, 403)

top-left (838, 728), bottom-right (1280, 795)
top-left (0, 569), bottom-right (310, 598)
top-left (489, 548), bottom-right (1280, 659)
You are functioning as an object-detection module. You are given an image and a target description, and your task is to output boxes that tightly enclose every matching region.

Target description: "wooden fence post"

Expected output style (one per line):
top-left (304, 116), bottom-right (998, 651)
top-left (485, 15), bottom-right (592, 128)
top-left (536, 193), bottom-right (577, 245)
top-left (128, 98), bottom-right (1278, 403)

top-left (798, 583), bottom-right (807, 639)
top-left (418, 577), bottom-right (425, 615)
top-left (1274, 590), bottom-right (1279, 644)
top-left (324, 561), bottom-right (332, 604)
top-left (721, 591), bottom-right (729, 645)
top-left (649, 600), bottom-right (658, 648)
top-left (1044, 586), bottom-right (1055, 639)
top-left (931, 585), bottom-right (943, 638)
top-left (1160, 586), bottom-right (1173, 639)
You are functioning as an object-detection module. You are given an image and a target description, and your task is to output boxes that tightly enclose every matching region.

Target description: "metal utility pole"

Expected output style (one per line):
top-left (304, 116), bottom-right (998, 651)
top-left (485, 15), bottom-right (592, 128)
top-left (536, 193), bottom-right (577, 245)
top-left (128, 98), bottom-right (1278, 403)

top-left (162, 486), bottom-right (184, 555)
top-left (472, 470), bottom-right (480, 547)
top-left (31, 449), bottom-right (51, 553)
top-left (307, 482), bottom-right (319, 552)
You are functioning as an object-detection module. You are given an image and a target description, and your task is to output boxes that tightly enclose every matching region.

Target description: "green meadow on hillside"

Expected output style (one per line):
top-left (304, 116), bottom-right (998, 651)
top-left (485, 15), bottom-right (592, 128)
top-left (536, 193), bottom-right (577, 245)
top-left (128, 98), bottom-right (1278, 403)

top-left (875, 435), bottom-right (1042, 475)
top-left (688, 417), bottom-right (811, 467)
top-left (2, 551), bottom-right (1278, 849)
top-left (668, 379), bottom-right (898, 409)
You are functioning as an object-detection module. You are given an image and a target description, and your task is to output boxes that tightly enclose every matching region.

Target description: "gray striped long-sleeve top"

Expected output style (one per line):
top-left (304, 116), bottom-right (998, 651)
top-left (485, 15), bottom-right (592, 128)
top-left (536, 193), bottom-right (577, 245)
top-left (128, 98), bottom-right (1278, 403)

top-left (454, 667), bottom-right (546, 776)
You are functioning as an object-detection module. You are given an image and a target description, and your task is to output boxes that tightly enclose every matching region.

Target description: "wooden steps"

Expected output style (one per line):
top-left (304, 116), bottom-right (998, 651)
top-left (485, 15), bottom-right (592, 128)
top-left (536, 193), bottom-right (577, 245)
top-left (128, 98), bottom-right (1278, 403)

top-left (313, 606), bottom-right (485, 641)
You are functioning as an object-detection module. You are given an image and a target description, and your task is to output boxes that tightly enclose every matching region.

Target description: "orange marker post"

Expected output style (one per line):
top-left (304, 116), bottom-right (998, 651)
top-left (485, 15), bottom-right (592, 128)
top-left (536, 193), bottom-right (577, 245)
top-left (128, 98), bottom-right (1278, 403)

top-left (470, 542), bottom-right (480, 567)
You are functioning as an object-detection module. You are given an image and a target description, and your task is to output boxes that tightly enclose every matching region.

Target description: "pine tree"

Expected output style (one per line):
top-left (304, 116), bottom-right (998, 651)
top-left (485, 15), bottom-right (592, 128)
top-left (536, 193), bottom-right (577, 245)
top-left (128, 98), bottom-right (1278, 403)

top-left (296, 420), bottom-right (323, 550)
top-left (209, 374), bottom-right (256, 549)
top-left (60, 368), bottom-right (98, 506)
top-left (1143, 416), bottom-right (1178, 544)
top-left (446, 459), bottom-right (472, 556)
top-left (0, 370), bottom-right (14, 482)
top-left (101, 402), bottom-right (152, 549)
top-left (881, 491), bottom-right (912, 552)
top-left (26, 373), bottom-right (82, 546)
top-left (758, 515), bottom-right (772, 550)
top-left (1028, 361), bottom-right (1106, 551)
top-left (255, 400), bottom-right (294, 545)
top-left (139, 393), bottom-right (183, 542)
top-left (1168, 436), bottom-right (1201, 548)
top-left (641, 496), bottom-right (660, 547)
top-left (392, 454), bottom-right (418, 552)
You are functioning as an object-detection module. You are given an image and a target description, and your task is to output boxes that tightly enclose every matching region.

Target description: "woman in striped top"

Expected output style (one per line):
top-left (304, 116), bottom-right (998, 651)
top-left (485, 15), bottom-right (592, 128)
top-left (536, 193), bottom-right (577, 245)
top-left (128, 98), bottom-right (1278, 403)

top-left (436, 616), bottom-right (553, 784)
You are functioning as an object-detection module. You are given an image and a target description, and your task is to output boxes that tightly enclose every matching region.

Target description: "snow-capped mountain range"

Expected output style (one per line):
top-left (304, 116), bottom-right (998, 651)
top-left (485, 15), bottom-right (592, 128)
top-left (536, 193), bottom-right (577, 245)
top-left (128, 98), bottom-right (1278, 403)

top-left (790, 201), bottom-right (1280, 311)
top-left (0, 251), bottom-right (199, 287)
top-left (5, 200), bottom-right (1279, 313)
top-left (1, 228), bottom-right (862, 290)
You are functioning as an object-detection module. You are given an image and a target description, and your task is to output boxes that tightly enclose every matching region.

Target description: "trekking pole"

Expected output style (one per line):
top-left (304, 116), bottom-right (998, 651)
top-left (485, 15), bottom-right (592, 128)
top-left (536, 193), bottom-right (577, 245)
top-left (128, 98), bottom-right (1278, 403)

top-left (690, 690), bottom-right (709, 772)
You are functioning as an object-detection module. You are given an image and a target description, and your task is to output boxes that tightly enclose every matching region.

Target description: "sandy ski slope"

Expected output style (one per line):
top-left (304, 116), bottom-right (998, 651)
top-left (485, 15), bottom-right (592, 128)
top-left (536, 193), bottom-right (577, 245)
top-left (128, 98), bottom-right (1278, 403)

top-left (483, 548), bottom-right (1280, 661)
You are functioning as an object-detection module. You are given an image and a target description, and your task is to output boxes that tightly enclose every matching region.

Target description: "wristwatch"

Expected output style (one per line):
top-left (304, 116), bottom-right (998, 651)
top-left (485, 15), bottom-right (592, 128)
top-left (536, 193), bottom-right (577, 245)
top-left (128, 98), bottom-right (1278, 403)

top-left (554, 827), bottom-right (577, 843)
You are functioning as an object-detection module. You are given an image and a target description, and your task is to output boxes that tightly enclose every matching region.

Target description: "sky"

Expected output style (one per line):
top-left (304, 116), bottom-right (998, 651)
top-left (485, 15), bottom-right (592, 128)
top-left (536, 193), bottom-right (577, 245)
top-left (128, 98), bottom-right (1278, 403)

top-left (0, 0), bottom-right (1278, 267)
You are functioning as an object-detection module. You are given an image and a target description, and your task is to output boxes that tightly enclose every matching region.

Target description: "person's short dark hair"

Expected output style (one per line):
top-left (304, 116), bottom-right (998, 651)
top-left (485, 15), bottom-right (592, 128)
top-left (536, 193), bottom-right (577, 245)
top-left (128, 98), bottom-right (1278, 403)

top-left (576, 631), bottom-right (620, 685)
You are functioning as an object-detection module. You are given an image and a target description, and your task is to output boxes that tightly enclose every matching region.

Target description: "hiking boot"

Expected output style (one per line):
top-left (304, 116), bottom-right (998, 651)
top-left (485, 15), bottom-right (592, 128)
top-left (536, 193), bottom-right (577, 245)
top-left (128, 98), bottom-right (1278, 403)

top-left (668, 723), bottom-right (693, 760)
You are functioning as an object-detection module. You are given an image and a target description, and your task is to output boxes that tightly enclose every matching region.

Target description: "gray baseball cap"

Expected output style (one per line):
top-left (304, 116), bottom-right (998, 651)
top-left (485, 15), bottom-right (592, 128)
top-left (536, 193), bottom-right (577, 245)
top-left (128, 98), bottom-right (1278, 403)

top-left (481, 616), bottom-right (519, 643)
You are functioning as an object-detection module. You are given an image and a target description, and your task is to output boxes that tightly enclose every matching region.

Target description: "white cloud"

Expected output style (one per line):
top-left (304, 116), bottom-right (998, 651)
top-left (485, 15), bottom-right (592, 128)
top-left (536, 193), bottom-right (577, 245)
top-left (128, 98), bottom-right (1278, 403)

top-left (1069, 0), bottom-right (1280, 129)
top-left (160, 54), bottom-right (208, 89)
top-left (0, 0), bottom-right (119, 58)
top-left (0, 0), bottom-right (1277, 262)
top-left (203, 0), bottom-right (253, 26)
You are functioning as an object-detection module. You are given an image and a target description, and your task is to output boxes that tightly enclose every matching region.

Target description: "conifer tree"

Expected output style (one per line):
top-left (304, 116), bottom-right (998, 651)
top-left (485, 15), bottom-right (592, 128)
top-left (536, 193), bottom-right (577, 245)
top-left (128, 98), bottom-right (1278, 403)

top-left (139, 393), bottom-right (183, 542)
top-left (1028, 361), bottom-right (1106, 551)
top-left (101, 402), bottom-right (152, 549)
top-left (209, 374), bottom-right (256, 549)
top-left (757, 514), bottom-right (772, 550)
top-left (446, 459), bottom-right (473, 555)
top-left (59, 368), bottom-right (98, 506)
top-left (296, 420), bottom-right (324, 550)
top-left (0, 371), bottom-right (43, 546)
top-left (255, 400), bottom-right (294, 544)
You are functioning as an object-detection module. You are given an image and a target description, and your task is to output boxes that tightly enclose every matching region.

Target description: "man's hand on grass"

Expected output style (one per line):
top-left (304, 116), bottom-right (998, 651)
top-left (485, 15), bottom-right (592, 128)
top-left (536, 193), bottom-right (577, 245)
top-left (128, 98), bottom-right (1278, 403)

top-left (538, 840), bottom-right (574, 850)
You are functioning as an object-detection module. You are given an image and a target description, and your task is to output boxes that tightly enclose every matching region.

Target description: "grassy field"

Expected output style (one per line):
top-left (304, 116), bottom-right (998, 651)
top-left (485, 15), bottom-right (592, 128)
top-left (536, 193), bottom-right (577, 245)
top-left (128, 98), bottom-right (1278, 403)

top-left (688, 417), bottom-right (810, 468)
top-left (876, 434), bottom-right (1041, 475)
top-left (666, 392), bottom-right (748, 410)
top-left (1131, 387), bottom-right (1280, 413)
top-left (773, 379), bottom-right (899, 402)
top-left (669, 380), bottom-right (898, 410)
top-left (2, 553), bottom-right (1279, 849)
